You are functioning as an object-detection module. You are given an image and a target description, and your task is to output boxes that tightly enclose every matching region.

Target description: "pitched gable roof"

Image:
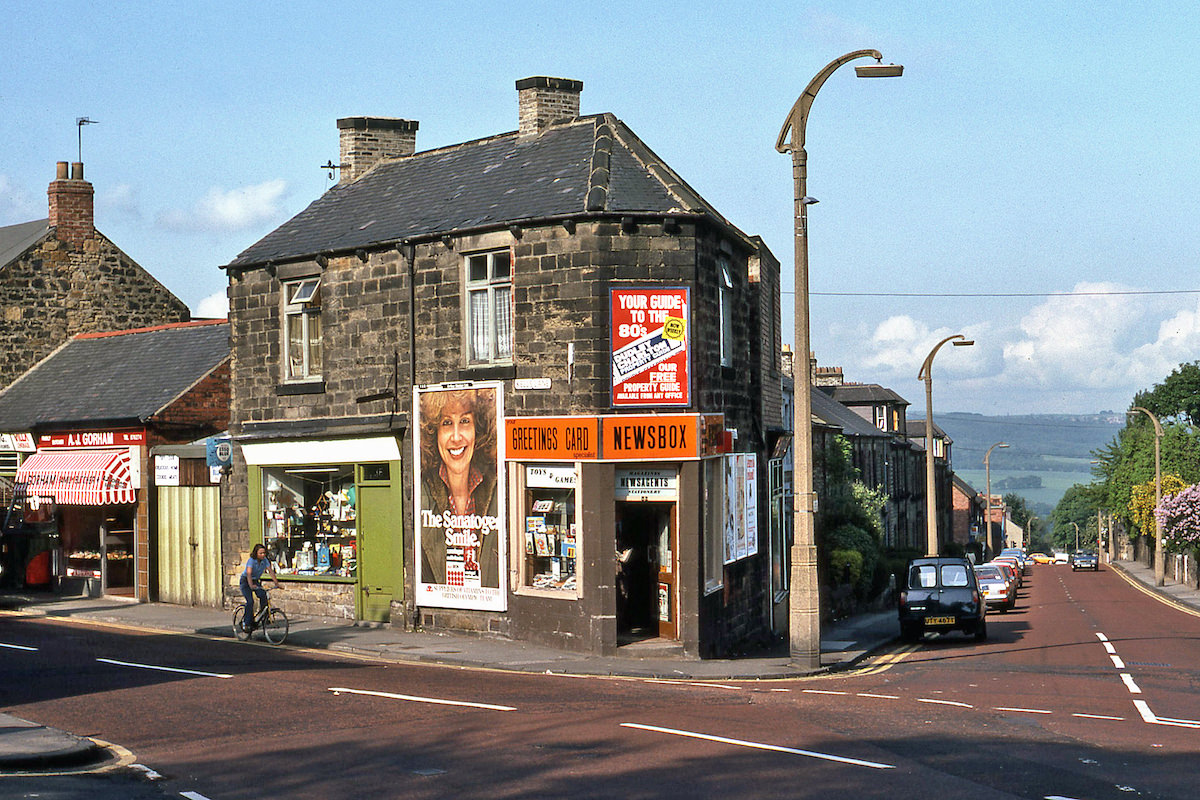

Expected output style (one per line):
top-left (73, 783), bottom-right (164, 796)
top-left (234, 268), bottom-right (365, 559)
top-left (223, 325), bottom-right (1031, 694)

top-left (0, 321), bottom-right (230, 430)
top-left (228, 114), bottom-right (738, 269)
top-left (0, 219), bottom-right (51, 269)
top-left (811, 389), bottom-right (891, 439)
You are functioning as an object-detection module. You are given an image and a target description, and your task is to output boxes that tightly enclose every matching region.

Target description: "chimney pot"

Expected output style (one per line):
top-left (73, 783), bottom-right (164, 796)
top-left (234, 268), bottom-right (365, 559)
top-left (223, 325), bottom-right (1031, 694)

top-left (336, 117), bottom-right (419, 185)
top-left (56, 161), bottom-right (69, 180)
top-left (516, 76), bottom-right (583, 138)
top-left (70, 162), bottom-right (84, 180)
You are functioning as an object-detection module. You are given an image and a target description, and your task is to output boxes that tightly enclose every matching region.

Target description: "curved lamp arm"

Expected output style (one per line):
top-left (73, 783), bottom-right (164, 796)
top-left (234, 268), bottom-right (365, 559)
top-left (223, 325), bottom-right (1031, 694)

top-left (776, 49), bottom-right (882, 154)
top-left (1129, 405), bottom-right (1163, 437)
top-left (918, 334), bottom-right (972, 381)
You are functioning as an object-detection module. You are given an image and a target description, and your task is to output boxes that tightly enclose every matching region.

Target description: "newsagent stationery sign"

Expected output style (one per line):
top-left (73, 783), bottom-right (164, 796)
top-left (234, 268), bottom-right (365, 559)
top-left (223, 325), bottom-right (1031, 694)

top-left (414, 382), bottom-right (507, 612)
top-left (611, 288), bottom-right (690, 407)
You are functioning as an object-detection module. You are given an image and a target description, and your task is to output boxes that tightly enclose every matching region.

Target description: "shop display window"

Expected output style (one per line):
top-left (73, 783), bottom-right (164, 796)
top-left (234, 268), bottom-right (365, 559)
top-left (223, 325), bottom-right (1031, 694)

top-left (519, 464), bottom-right (578, 595)
top-left (262, 465), bottom-right (357, 579)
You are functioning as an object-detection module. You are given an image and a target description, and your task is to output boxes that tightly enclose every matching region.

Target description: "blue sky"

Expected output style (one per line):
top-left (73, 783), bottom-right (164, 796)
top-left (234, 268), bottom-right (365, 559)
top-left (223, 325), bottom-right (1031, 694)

top-left (4, 1), bottom-right (1199, 415)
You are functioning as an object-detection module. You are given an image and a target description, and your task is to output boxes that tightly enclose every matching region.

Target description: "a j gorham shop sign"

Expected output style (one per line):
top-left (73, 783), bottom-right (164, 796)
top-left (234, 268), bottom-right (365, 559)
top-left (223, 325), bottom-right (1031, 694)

top-left (610, 287), bottom-right (690, 407)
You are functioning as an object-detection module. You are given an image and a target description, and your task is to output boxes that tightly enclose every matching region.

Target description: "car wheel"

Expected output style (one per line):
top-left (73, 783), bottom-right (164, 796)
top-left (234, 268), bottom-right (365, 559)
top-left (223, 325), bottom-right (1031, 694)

top-left (900, 623), bottom-right (920, 643)
top-left (974, 619), bottom-right (988, 642)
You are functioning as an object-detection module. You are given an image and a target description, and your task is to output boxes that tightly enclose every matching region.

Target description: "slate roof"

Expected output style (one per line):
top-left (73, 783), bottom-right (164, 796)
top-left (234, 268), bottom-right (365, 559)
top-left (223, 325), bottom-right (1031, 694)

top-left (0, 219), bottom-right (50, 269)
top-left (811, 389), bottom-right (891, 439)
top-left (228, 114), bottom-right (736, 268)
top-left (907, 419), bottom-right (952, 444)
top-left (820, 383), bottom-right (910, 407)
top-left (0, 321), bottom-right (229, 430)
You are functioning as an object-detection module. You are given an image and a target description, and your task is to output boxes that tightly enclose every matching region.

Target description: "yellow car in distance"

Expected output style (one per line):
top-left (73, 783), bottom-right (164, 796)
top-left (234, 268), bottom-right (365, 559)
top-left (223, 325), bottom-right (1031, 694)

top-left (1030, 552), bottom-right (1053, 564)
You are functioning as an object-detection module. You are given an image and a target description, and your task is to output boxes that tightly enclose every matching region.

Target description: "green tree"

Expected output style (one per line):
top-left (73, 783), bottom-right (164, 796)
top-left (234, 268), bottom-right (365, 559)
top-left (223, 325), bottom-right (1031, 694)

top-left (815, 435), bottom-right (888, 600)
top-left (1050, 483), bottom-right (1104, 550)
top-left (1132, 361), bottom-right (1200, 426)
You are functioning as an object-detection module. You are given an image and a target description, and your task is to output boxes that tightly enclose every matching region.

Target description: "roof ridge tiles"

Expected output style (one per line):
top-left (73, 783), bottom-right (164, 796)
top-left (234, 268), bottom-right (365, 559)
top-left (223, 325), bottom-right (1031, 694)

top-left (74, 319), bottom-right (228, 340)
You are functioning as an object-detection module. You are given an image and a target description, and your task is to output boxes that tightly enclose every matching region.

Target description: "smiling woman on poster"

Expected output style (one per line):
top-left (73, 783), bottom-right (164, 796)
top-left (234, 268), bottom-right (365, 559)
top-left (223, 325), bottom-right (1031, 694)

top-left (417, 386), bottom-right (500, 593)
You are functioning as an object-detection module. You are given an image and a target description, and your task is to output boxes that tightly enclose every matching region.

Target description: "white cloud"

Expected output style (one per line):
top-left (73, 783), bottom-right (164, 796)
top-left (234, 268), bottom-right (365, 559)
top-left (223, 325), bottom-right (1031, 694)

top-left (0, 175), bottom-right (40, 223)
top-left (861, 314), bottom-right (980, 377)
top-left (159, 179), bottom-right (289, 232)
top-left (826, 284), bottom-right (1200, 414)
top-left (193, 290), bottom-right (229, 319)
top-left (97, 183), bottom-right (141, 219)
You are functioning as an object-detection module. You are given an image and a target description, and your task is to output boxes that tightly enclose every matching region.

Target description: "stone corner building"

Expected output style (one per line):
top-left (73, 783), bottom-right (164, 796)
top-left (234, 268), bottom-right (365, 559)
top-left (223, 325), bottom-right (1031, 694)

top-left (222, 77), bottom-right (787, 659)
top-left (0, 161), bottom-right (191, 392)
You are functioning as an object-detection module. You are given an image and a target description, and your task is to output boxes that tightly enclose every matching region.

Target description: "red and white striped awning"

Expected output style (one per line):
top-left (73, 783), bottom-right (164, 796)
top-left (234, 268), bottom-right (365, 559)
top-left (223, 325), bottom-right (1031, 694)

top-left (15, 449), bottom-right (137, 506)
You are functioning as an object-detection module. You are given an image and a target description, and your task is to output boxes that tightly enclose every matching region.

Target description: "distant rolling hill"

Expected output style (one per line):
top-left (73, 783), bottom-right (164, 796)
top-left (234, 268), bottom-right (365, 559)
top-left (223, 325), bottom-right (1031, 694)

top-left (937, 411), bottom-right (1125, 515)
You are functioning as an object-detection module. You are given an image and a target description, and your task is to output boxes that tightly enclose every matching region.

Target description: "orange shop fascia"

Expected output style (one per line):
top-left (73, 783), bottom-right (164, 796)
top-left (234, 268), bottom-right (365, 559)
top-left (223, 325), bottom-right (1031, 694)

top-left (504, 415), bottom-right (725, 462)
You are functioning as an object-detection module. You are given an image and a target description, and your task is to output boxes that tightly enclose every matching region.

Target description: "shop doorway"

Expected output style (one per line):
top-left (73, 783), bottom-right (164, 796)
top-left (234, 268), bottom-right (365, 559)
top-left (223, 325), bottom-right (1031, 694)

top-left (357, 463), bottom-right (399, 623)
top-left (615, 501), bottom-right (677, 642)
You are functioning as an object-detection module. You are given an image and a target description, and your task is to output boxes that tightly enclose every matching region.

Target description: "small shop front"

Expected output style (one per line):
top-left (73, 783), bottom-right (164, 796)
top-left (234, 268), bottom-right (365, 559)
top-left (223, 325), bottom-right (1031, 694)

top-left (240, 436), bottom-right (403, 622)
top-left (504, 413), bottom-right (733, 652)
top-left (12, 431), bottom-right (143, 597)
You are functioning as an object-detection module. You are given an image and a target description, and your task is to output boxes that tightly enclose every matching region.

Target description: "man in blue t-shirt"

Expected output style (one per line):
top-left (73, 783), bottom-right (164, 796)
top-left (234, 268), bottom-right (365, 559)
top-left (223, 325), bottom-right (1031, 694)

top-left (240, 543), bottom-right (279, 632)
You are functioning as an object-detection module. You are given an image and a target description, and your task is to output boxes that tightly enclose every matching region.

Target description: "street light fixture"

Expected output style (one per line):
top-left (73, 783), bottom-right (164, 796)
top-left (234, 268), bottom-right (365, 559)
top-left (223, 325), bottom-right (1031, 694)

top-left (777, 49), bottom-right (903, 670)
top-left (918, 334), bottom-right (974, 556)
top-left (1129, 406), bottom-right (1165, 586)
top-left (984, 441), bottom-right (1009, 558)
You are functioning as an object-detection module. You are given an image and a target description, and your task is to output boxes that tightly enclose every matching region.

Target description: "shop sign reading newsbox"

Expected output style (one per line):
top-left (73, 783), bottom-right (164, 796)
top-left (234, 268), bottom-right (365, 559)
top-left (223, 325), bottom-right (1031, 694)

top-left (507, 415), bottom-right (722, 461)
top-left (610, 288), bottom-right (690, 407)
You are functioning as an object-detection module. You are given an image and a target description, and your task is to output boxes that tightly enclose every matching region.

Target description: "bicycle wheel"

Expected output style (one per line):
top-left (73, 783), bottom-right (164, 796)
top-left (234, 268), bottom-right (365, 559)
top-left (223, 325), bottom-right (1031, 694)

top-left (233, 607), bottom-right (250, 641)
top-left (263, 608), bottom-right (289, 644)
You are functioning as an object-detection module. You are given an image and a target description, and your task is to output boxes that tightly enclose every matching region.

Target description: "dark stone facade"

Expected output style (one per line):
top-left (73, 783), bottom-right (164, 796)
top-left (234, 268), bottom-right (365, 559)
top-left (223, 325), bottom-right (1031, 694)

top-left (0, 233), bottom-right (190, 390)
top-left (226, 212), bottom-right (780, 657)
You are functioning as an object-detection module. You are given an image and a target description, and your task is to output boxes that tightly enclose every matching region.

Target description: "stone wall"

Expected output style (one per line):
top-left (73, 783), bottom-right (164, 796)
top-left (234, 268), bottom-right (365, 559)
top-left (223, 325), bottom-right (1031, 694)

top-left (0, 233), bottom-right (189, 389)
top-left (225, 214), bottom-right (775, 656)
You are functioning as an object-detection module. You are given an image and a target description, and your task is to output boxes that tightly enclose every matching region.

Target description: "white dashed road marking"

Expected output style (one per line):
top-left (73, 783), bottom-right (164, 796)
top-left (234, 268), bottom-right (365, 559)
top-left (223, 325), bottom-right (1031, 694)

top-left (621, 722), bottom-right (895, 769)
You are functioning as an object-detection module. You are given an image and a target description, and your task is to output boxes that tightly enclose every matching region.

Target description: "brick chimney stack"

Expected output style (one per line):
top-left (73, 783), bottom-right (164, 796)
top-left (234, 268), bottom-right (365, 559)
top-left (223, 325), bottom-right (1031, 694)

top-left (516, 76), bottom-right (582, 138)
top-left (336, 117), bottom-right (419, 185)
top-left (47, 161), bottom-right (95, 248)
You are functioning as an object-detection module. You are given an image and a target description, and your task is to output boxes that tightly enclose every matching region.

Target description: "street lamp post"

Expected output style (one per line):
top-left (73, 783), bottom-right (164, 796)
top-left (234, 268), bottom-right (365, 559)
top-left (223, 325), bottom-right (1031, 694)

top-left (777, 49), bottom-right (902, 670)
top-left (1129, 406), bottom-right (1165, 586)
top-left (918, 334), bottom-right (974, 556)
top-left (984, 441), bottom-right (1008, 558)
top-left (1071, 521), bottom-right (1080, 553)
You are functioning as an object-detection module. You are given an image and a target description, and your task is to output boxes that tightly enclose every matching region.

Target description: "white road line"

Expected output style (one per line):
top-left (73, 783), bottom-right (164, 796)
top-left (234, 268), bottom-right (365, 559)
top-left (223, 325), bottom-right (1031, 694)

top-left (328, 686), bottom-right (515, 711)
top-left (1046, 795), bottom-right (1086, 800)
top-left (917, 698), bottom-right (973, 708)
top-left (0, 642), bottom-right (37, 651)
top-left (1120, 674), bottom-right (1142, 694)
top-left (620, 722), bottom-right (895, 769)
top-left (994, 706), bottom-right (1052, 715)
top-left (1133, 699), bottom-right (1157, 723)
top-left (1152, 715), bottom-right (1200, 729)
top-left (180, 792), bottom-right (215, 800)
top-left (96, 658), bottom-right (233, 679)
top-left (1102, 642), bottom-right (1116, 654)
top-left (1109, 654), bottom-right (1125, 669)
top-left (857, 693), bottom-right (900, 700)
top-left (802, 689), bottom-right (849, 696)
top-left (1095, 632), bottom-right (1109, 642)
top-left (1072, 713), bottom-right (1125, 721)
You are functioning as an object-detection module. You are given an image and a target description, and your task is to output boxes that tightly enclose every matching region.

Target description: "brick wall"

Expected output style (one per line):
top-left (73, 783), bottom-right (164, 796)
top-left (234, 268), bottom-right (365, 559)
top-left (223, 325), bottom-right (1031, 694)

top-left (0, 232), bottom-right (190, 389)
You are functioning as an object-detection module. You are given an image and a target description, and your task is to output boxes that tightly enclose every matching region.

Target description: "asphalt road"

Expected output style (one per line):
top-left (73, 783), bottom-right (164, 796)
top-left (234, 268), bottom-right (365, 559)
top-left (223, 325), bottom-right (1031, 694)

top-left (2, 564), bottom-right (1198, 799)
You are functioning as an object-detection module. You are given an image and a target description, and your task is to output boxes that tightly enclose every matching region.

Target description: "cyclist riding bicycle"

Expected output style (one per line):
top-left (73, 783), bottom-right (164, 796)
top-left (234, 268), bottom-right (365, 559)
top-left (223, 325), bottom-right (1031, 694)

top-left (240, 543), bottom-right (280, 633)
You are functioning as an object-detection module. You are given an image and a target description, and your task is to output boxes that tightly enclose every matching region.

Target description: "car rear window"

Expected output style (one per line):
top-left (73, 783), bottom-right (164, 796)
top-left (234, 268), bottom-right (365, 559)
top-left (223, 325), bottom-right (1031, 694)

top-left (975, 567), bottom-right (1001, 579)
top-left (942, 564), bottom-right (970, 587)
top-left (910, 565), bottom-right (938, 588)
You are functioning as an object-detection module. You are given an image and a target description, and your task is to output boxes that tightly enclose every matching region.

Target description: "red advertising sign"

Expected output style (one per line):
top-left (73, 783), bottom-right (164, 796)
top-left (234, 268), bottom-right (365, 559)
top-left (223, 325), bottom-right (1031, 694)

top-left (610, 288), bottom-right (690, 407)
top-left (38, 430), bottom-right (146, 448)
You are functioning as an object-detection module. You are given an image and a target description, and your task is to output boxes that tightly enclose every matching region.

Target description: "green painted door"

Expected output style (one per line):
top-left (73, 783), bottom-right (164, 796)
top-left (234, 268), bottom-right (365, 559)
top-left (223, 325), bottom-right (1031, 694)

top-left (357, 463), bottom-right (400, 622)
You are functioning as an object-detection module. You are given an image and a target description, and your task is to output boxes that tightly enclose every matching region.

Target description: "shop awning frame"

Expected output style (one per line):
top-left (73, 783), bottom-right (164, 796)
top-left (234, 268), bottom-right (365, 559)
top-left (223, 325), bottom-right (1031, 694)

top-left (15, 449), bottom-right (137, 506)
